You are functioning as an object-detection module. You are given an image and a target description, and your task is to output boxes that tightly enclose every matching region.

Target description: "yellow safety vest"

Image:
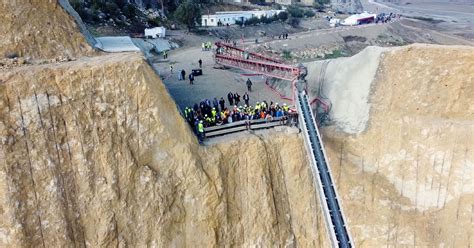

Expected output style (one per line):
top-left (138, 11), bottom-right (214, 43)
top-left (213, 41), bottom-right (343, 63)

top-left (198, 123), bottom-right (204, 133)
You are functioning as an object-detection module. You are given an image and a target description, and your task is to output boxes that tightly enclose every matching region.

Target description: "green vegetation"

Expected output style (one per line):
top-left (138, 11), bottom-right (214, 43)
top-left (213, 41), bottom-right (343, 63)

top-left (277, 11), bottom-right (288, 22)
top-left (281, 50), bottom-right (292, 59)
top-left (287, 5), bottom-right (304, 18)
top-left (235, 13), bottom-right (287, 26)
top-left (324, 49), bottom-right (345, 59)
top-left (304, 9), bottom-right (315, 18)
top-left (313, 0), bottom-right (330, 10)
top-left (288, 17), bottom-right (301, 28)
top-left (174, 0), bottom-right (202, 31)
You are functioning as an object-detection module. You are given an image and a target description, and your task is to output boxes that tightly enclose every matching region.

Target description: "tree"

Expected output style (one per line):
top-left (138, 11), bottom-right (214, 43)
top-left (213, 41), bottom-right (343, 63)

top-left (287, 5), bottom-right (304, 18)
top-left (304, 9), bottom-right (315, 17)
top-left (245, 17), bottom-right (260, 26)
top-left (123, 4), bottom-right (138, 20)
top-left (288, 17), bottom-right (300, 28)
top-left (278, 11), bottom-right (288, 22)
top-left (314, 0), bottom-right (330, 10)
top-left (174, 0), bottom-right (201, 31)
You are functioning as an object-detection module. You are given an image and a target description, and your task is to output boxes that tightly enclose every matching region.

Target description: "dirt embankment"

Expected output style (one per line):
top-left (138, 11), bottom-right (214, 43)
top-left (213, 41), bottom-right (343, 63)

top-left (0, 0), bottom-right (96, 60)
top-left (0, 53), bottom-right (328, 247)
top-left (321, 44), bottom-right (474, 247)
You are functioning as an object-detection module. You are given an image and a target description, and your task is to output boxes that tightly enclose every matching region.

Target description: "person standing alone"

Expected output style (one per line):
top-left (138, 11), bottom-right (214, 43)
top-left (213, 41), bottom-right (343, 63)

top-left (189, 73), bottom-right (194, 85)
top-left (198, 59), bottom-right (202, 68)
top-left (243, 92), bottom-right (250, 106)
top-left (180, 69), bottom-right (186, 81)
top-left (246, 78), bottom-right (253, 92)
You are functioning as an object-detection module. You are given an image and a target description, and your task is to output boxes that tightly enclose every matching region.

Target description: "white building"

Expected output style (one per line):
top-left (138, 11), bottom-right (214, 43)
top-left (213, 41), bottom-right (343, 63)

top-left (340, 12), bottom-right (377, 26)
top-left (201, 10), bottom-right (284, 27)
top-left (144, 27), bottom-right (166, 38)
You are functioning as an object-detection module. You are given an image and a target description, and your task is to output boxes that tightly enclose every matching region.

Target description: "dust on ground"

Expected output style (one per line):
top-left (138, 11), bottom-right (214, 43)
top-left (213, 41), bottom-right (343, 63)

top-left (152, 46), bottom-right (292, 111)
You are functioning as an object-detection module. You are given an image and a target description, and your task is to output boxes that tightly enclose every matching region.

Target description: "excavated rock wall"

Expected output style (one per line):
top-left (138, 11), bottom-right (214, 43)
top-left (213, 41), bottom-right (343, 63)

top-left (322, 45), bottom-right (474, 247)
top-left (0, 0), bottom-right (96, 60)
top-left (0, 53), bottom-right (328, 247)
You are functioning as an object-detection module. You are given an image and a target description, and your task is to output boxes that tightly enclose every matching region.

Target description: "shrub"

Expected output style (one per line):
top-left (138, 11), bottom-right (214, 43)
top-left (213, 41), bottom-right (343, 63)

top-left (287, 17), bottom-right (300, 28)
top-left (245, 17), bottom-right (260, 26)
top-left (281, 50), bottom-right (292, 59)
top-left (123, 4), bottom-right (138, 20)
top-left (148, 17), bottom-right (163, 27)
top-left (278, 11), bottom-right (288, 22)
top-left (287, 5), bottom-right (304, 18)
top-left (70, 0), bottom-right (91, 21)
top-left (113, 0), bottom-right (127, 9)
top-left (304, 9), bottom-right (315, 17)
top-left (260, 16), bottom-right (272, 24)
top-left (90, 0), bottom-right (103, 11)
top-left (267, 15), bottom-right (276, 23)
top-left (130, 20), bottom-right (147, 33)
top-left (174, 0), bottom-right (201, 31)
top-left (325, 49), bottom-right (345, 59)
top-left (104, 2), bottom-right (120, 16)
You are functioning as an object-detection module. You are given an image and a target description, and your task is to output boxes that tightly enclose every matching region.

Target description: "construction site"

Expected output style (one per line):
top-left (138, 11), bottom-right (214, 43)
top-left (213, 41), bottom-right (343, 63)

top-left (0, 0), bottom-right (473, 247)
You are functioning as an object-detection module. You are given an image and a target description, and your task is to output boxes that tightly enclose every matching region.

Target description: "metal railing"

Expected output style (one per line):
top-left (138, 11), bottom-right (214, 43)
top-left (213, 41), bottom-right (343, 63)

top-left (203, 116), bottom-right (292, 138)
top-left (297, 92), bottom-right (354, 248)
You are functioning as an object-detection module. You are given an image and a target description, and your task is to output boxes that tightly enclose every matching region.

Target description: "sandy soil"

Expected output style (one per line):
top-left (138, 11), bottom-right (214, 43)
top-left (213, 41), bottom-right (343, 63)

top-left (323, 44), bottom-right (474, 247)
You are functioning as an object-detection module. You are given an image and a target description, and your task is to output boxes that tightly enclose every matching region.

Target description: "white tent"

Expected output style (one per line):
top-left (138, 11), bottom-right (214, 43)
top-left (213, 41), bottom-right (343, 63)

top-left (145, 27), bottom-right (166, 38)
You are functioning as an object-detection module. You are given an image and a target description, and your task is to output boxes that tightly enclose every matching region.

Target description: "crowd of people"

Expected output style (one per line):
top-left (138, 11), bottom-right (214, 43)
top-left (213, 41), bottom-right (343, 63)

top-left (183, 92), bottom-right (292, 141)
top-left (201, 41), bottom-right (213, 51)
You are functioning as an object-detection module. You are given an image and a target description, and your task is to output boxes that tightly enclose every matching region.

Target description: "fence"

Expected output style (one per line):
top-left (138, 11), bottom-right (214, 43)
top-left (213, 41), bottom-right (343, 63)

top-left (203, 115), bottom-right (295, 138)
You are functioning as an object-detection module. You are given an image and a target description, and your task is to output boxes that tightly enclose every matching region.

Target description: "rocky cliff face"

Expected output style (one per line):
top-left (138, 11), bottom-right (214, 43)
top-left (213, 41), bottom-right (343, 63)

top-left (0, 53), bottom-right (328, 247)
top-left (321, 45), bottom-right (474, 247)
top-left (0, 0), bottom-right (96, 60)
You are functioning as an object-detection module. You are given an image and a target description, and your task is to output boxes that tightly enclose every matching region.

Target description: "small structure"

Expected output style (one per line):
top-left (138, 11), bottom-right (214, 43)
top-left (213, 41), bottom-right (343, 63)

top-left (144, 27), bottom-right (166, 38)
top-left (201, 10), bottom-right (284, 27)
top-left (340, 12), bottom-right (377, 26)
top-left (329, 18), bottom-right (341, 27)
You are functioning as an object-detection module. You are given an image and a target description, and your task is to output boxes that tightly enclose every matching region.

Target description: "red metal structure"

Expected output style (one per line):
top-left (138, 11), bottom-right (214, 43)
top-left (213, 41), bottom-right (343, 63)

top-left (215, 41), bottom-right (300, 104)
top-left (213, 41), bottom-right (330, 113)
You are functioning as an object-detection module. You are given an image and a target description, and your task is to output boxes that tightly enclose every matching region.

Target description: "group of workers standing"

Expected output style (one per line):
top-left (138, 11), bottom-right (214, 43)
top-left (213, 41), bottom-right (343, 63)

top-left (183, 93), bottom-right (291, 142)
top-left (201, 41), bottom-right (213, 51)
top-left (177, 59), bottom-right (203, 84)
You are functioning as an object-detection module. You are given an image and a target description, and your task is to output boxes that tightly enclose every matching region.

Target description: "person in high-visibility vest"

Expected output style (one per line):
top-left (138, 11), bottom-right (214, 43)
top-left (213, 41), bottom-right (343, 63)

top-left (184, 107), bottom-right (189, 120)
top-left (255, 102), bottom-right (260, 111)
top-left (211, 108), bottom-right (217, 118)
top-left (283, 103), bottom-right (289, 114)
top-left (198, 120), bottom-right (204, 142)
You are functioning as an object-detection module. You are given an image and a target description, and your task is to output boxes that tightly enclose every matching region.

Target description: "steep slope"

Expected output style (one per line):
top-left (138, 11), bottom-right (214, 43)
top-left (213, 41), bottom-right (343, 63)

top-left (0, 53), bottom-right (329, 247)
top-left (321, 45), bottom-right (474, 247)
top-left (0, 0), bottom-right (96, 59)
